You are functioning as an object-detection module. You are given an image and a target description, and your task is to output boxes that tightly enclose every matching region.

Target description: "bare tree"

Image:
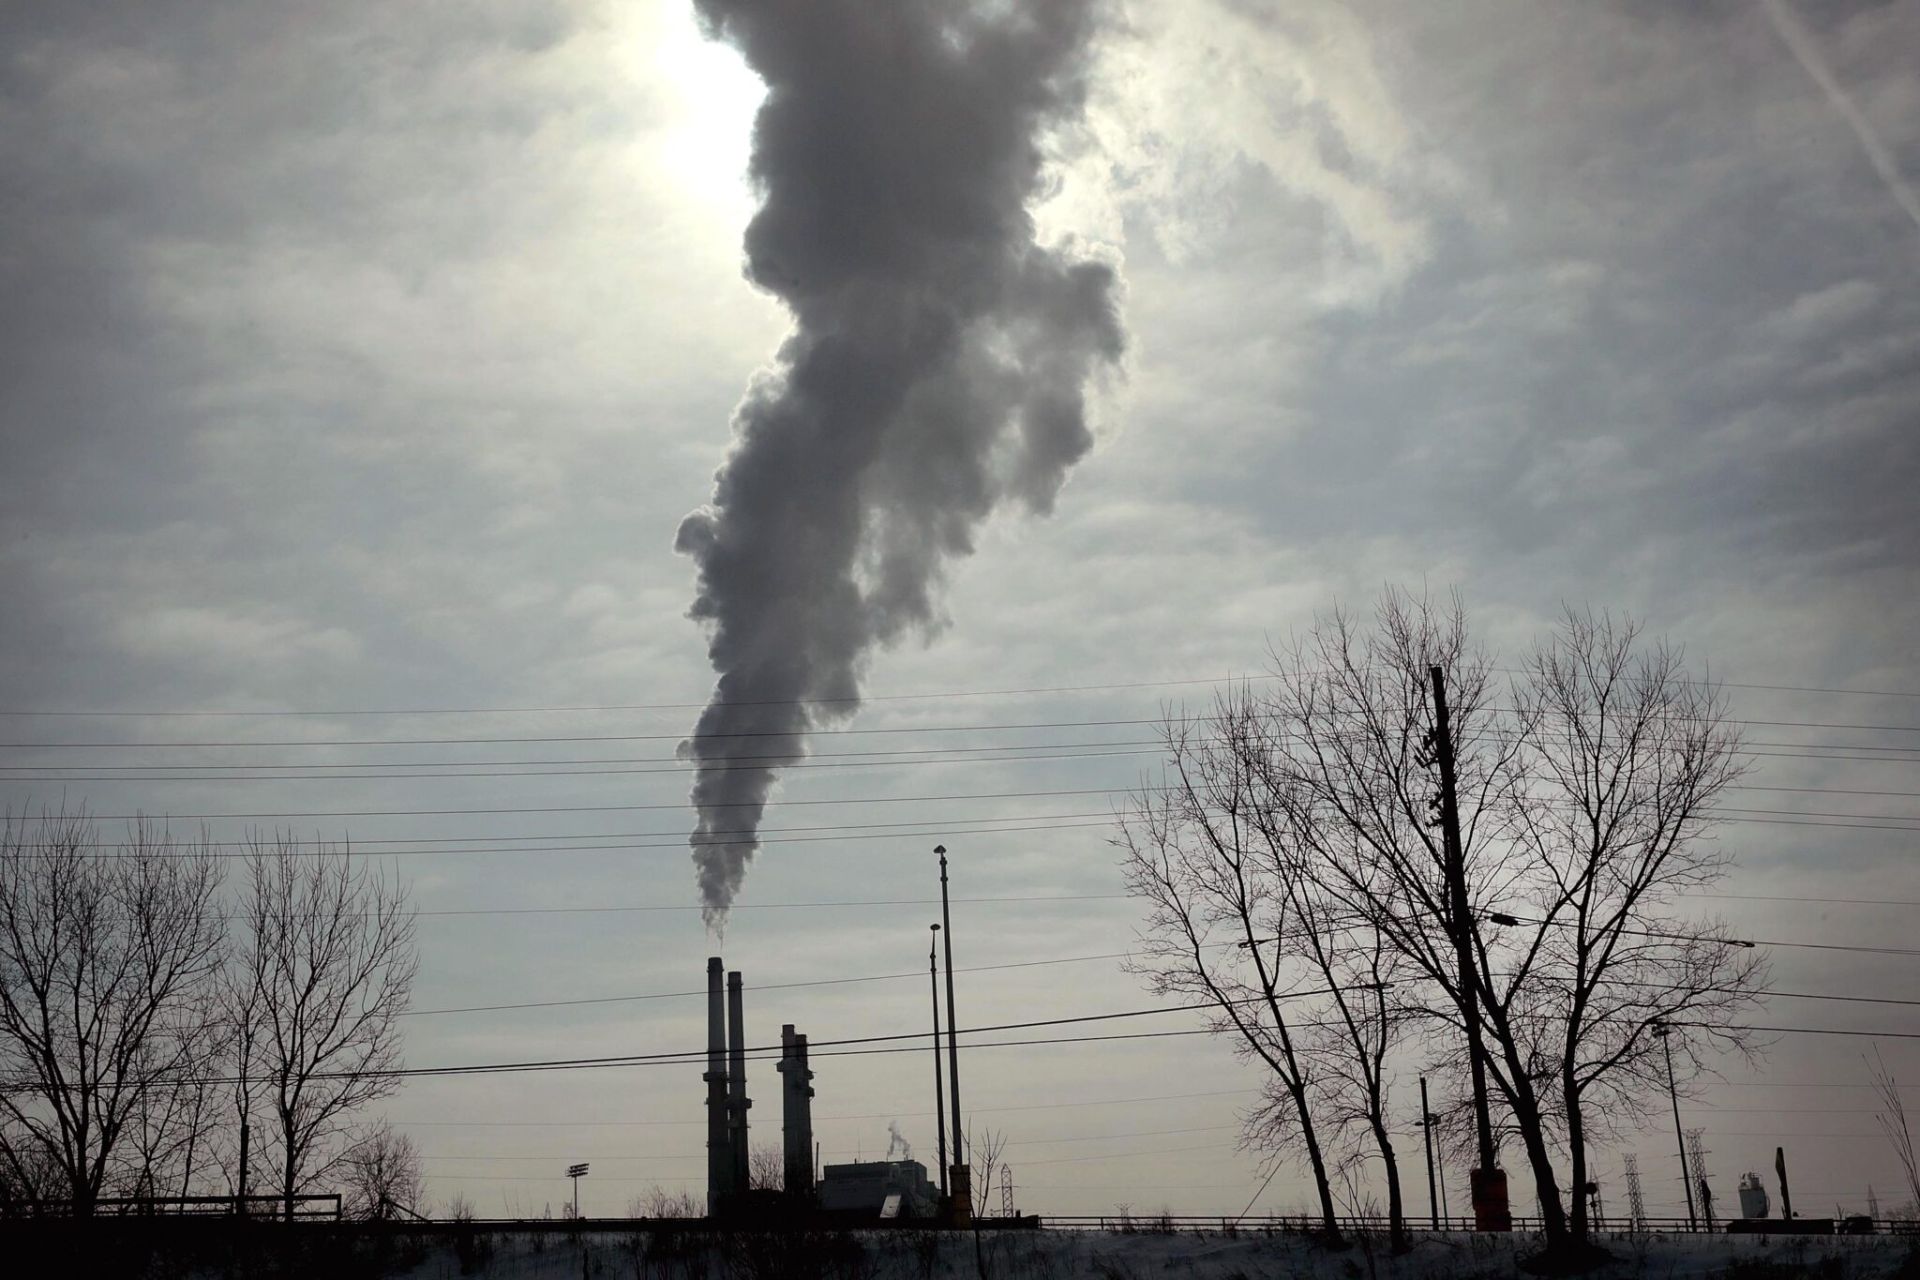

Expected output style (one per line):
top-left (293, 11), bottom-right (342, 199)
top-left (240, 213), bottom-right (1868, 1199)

top-left (632, 1185), bottom-right (701, 1218)
top-left (1287, 889), bottom-right (1412, 1252)
top-left (1258, 592), bottom-right (1764, 1259)
top-left (1118, 702), bottom-right (1344, 1242)
top-left (1501, 609), bottom-right (1763, 1241)
top-left (748, 1142), bottom-right (784, 1193)
top-left (1869, 1046), bottom-right (1920, 1215)
top-left (121, 1073), bottom-right (221, 1202)
top-left (965, 1123), bottom-right (1008, 1215)
top-left (233, 833), bottom-right (416, 1220)
top-left (339, 1120), bottom-right (422, 1219)
top-left (0, 810), bottom-right (225, 1213)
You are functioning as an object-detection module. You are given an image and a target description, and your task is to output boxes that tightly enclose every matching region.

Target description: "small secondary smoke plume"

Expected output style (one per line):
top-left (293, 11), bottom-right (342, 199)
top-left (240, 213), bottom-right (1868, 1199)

top-left (677, 0), bottom-right (1124, 925)
top-left (886, 1120), bottom-right (912, 1164)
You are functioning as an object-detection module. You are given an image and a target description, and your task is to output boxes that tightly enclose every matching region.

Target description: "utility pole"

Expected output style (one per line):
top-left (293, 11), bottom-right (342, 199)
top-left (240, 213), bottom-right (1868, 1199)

top-left (937, 845), bottom-right (971, 1221)
top-left (1652, 1022), bottom-right (1696, 1229)
top-left (930, 923), bottom-right (948, 1198)
top-left (1420, 1076), bottom-right (1439, 1230)
top-left (1428, 666), bottom-right (1507, 1231)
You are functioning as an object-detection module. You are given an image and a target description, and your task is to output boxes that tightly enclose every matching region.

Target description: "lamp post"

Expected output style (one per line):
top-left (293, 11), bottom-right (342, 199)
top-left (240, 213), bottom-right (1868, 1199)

top-left (930, 923), bottom-right (948, 1198)
top-left (937, 844), bottom-right (969, 1221)
top-left (1651, 1022), bottom-right (1696, 1229)
top-left (567, 1163), bottom-right (589, 1220)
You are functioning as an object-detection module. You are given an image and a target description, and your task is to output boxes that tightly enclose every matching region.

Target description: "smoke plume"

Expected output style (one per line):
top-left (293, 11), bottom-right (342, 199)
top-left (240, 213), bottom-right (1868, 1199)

top-left (677, 0), bottom-right (1124, 926)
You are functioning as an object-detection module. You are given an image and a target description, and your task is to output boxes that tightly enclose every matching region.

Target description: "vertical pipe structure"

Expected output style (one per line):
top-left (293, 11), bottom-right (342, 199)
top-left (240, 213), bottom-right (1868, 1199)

top-left (705, 958), bottom-right (731, 1214)
top-left (778, 1024), bottom-right (815, 1197)
top-left (727, 970), bottom-right (751, 1196)
top-left (936, 844), bottom-right (967, 1220)
top-left (930, 924), bottom-right (948, 1198)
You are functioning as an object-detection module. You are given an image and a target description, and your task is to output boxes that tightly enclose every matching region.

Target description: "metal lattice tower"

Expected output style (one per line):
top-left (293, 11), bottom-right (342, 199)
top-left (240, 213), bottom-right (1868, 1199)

top-left (1623, 1154), bottom-right (1646, 1230)
top-left (1001, 1167), bottom-right (1015, 1218)
top-left (1869, 1186), bottom-right (1880, 1221)
top-left (1687, 1129), bottom-right (1713, 1228)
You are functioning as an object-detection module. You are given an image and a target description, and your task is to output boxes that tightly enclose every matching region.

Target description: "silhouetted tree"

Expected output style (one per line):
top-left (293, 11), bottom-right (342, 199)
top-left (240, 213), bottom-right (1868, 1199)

top-left (0, 810), bottom-right (225, 1213)
top-left (340, 1120), bottom-right (422, 1220)
top-left (748, 1142), bottom-right (784, 1193)
top-left (233, 833), bottom-right (416, 1220)
top-left (1118, 716), bottom-right (1345, 1243)
top-left (1120, 592), bottom-right (1766, 1261)
top-left (1261, 592), bottom-right (1764, 1257)
top-left (1869, 1046), bottom-right (1920, 1215)
top-left (965, 1123), bottom-right (1008, 1215)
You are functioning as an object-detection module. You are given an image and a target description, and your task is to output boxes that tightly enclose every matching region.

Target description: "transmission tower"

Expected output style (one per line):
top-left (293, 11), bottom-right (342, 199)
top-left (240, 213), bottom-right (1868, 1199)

top-left (1623, 1154), bottom-right (1646, 1230)
top-left (1687, 1129), bottom-right (1714, 1230)
top-left (1001, 1167), bottom-right (1015, 1219)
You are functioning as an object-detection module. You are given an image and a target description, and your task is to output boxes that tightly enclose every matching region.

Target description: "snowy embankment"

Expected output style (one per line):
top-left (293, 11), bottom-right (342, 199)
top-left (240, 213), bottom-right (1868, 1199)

top-left (383, 1225), bottom-right (1919, 1279)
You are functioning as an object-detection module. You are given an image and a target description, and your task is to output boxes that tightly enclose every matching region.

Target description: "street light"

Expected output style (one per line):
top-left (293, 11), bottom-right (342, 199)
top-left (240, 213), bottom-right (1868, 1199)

top-left (567, 1163), bottom-right (589, 1219)
top-left (936, 844), bottom-right (970, 1221)
top-left (930, 922), bottom-right (948, 1198)
top-left (1650, 1023), bottom-right (1696, 1230)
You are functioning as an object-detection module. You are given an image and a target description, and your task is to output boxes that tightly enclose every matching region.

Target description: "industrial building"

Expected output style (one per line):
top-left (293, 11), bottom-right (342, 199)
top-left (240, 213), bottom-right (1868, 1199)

top-left (817, 1160), bottom-right (938, 1219)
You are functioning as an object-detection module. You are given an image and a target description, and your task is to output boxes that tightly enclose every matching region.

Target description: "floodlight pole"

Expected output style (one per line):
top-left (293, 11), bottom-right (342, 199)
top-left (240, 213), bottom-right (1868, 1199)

top-left (1653, 1023), bottom-right (1696, 1229)
top-left (931, 923), bottom-right (949, 1197)
top-left (567, 1163), bottom-right (589, 1219)
top-left (937, 844), bottom-right (969, 1220)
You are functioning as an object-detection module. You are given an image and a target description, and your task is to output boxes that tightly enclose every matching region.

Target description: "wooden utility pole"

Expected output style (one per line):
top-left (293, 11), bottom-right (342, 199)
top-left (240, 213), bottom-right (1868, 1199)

top-left (1421, 1076), bottom-right (1440, 1230)
top-left (1429, 666), bottom-right (1509, 1231)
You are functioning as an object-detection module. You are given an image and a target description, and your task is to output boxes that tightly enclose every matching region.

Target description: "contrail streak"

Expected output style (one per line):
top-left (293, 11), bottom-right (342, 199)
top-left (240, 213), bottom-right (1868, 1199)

top-left (1761, 0), bottom-right (1920, 233)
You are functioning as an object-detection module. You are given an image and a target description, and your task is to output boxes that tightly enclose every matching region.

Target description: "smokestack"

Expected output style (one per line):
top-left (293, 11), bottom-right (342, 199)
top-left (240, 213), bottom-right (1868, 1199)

top-left (727, 970), bottom-right (750, 1194)
top-left (677, 0), bottom-right (1124, 927)
top-left (705, 957), bottom-right (730, 1213)
top-left (778, 1024), bottom-right (814, 1196)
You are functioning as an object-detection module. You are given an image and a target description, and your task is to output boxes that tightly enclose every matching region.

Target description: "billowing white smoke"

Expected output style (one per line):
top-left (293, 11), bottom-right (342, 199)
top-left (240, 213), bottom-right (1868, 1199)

top-left (677, 0), bottom-right (1124, 927)
top-left (886, 1120), bottom-right (913, 1164)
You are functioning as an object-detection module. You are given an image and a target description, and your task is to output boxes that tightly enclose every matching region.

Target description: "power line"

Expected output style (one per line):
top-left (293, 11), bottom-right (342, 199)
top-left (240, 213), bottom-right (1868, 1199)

top-left (6, 740), bottom-right (1916, 780)
top-left (403, 948), bottom-right (1157, 1017)
top-left (19, 781), bottom-right (1920, 842)
top-left (399, 893), bottom-right (1131, 920)
top-left (391, 1087), bottom-right (1255, 1128)
top-left (25, 810), bottom-right (1920, 863)
top-left (410, 1125), bottom-right (1247, 1163)
top-left (96, 997), bottom-right (1920, 1091)
top-left (5, 706), bottom-right (1918, 750)
top-left (2, 669), bottom-right (1913, 718)
top-left (1486, 911), bottom-right (1920, 958)
top-left (401, 937), bottom-right (1920, 1018)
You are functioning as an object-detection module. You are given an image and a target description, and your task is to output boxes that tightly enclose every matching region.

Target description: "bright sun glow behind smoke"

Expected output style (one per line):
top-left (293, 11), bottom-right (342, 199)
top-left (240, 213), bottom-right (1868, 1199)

top-left (643, 4), bottom-right (768, 224)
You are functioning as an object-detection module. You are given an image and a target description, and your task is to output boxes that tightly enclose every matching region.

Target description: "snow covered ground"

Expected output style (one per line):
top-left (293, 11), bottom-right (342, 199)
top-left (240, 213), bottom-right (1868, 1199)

top-left (385, 1226), bottom-right (1920, 1279)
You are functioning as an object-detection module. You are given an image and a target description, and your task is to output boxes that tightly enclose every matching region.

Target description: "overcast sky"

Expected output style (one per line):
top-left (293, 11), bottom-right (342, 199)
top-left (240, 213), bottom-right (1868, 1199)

top-left (3, 0), bottom-right (1918, 1221)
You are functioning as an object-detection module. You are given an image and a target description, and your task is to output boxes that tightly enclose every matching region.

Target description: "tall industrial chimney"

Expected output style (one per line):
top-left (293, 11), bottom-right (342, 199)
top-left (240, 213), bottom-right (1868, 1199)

top-left (778, 1024), bottom-right (815, 1196)
top-left (727, 970), bottom-right (751, 1195)
top-left (705, 957), bottom-right (730, 1213)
